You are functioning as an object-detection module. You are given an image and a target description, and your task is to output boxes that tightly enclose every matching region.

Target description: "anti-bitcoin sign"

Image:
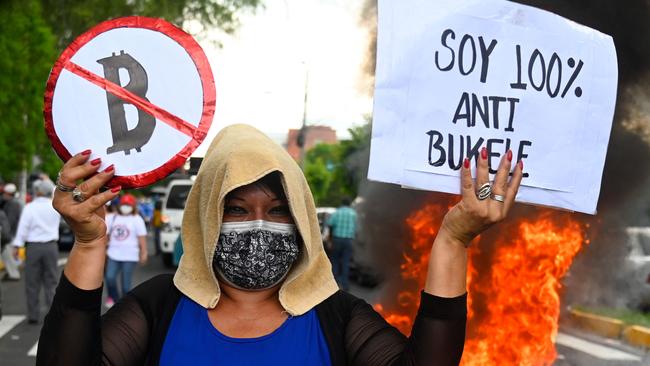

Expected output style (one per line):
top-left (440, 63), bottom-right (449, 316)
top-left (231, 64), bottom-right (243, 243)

top-left (44, 16), bottom-right (215, 188)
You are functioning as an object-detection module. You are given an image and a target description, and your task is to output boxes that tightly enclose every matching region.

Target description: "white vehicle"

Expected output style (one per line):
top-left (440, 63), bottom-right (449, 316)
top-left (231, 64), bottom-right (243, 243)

top-left (160, 179), bottom-right (193, 266)
top-left (625, 227), bottom-right (650, 310)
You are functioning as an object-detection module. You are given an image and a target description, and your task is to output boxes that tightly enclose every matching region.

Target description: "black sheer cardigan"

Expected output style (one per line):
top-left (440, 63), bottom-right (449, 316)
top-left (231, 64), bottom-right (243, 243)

top-left (36, 273), bottom-right (466, 365)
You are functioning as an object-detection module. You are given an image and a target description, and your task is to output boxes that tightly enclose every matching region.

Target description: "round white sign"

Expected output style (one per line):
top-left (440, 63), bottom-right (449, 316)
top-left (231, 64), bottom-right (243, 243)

top-left (44, 16), bottom-right (215, 188)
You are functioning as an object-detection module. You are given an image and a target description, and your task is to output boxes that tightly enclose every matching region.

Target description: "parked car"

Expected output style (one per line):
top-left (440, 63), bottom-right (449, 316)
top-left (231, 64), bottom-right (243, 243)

top-left (160, 179), bottom-right (193, 267)
top-left (625, 227), bottom-right (650, 311)
top-left (57, 219), bottom-right (75, 252)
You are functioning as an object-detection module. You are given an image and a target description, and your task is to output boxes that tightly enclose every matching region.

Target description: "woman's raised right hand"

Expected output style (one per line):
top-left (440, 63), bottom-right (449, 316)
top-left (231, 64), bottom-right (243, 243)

top-left (52, 150), bottom-right (121, 245)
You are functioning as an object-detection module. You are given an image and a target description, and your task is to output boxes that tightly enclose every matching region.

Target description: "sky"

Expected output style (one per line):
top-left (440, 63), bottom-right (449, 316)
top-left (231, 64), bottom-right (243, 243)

top-left (192, 0), bottom-right (373, 155)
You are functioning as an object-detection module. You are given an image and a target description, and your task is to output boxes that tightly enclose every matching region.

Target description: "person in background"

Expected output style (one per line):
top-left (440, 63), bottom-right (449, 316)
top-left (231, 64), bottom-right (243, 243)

top-left (106, 195), bottom-right (120, 214)
top-left (172, 232), bottom-right (183, 267)
top-left (104, 194), bottom-right (148, 307)
top-left (0, 209), bottom-right (12, 320)
top-left (138, 197), bottom-right (154, 230)
top-left (12, 179), bottom-right (60, 324)
top-left (1, 183), bottom-right (23, 280)
top-left (152, 200), bottom-right (163, 255)
top-left (327, 198), bottom-right (358, 291)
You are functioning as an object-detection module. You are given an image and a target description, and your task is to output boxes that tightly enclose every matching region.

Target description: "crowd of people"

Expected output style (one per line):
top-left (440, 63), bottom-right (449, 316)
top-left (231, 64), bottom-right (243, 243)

top-left (0, 178), bottom-right (158, 321)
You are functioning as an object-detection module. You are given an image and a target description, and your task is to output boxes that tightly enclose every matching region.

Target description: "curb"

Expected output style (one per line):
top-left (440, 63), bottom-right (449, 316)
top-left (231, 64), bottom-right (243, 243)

top-left (623, 325), bottom-right (650, 349)
top-left (569, 309), bottom-right (623, 339)
top-left (570, 309), bottom-right (650, 348)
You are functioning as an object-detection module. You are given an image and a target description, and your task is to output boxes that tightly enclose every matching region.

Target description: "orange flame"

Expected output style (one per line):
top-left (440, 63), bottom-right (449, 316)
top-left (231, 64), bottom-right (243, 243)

top-left (375, 203), bottom-right (587, 365)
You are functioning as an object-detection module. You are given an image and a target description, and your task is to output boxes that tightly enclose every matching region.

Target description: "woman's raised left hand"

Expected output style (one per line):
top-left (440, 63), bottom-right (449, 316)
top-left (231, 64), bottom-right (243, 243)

top-left (440, 147), bottom-right (524, 246)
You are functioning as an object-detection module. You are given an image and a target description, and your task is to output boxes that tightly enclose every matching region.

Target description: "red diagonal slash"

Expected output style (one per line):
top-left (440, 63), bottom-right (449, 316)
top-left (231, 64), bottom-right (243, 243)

top-left (64, 61), bottom-right (198, 138)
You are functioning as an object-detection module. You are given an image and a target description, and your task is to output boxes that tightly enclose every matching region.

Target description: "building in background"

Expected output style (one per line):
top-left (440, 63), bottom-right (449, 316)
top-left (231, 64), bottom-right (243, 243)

top-left (286, 125), bottom-right (337, 161)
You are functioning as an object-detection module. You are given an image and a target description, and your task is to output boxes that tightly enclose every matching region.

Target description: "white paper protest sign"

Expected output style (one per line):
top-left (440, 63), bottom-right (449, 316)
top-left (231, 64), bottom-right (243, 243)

top-left (368, 0), bottom-right (617, 214)
top-left (44, 16), bottom-right (215, 188)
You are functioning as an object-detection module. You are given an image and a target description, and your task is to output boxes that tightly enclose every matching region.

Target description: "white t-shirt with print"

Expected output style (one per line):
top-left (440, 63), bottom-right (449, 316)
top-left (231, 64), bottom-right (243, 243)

top-left (106, 213), bottom-right (147, 262)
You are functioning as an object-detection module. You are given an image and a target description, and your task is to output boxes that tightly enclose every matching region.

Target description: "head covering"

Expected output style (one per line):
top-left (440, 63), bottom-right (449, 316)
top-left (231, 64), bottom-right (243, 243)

top-left (33, 179), bottom-right (55, 197)
top-left (174, 124), bottom-right (338, 315)
top-left (120, 194), bottom-right (137, 206)
top-left (3, 183), bottom-right (16, 195)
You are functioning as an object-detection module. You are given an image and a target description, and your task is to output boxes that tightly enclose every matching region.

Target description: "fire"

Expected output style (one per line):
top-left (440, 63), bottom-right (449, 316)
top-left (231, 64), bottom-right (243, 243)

top-left (374, 202), bottom-right (586, 365)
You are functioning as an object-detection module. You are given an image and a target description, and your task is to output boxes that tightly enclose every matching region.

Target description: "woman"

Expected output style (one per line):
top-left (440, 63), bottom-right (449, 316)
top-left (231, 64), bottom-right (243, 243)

top-left (104, 193), bottom-right (148, 307)
top-left (37, 124), bottom-right (522, 365)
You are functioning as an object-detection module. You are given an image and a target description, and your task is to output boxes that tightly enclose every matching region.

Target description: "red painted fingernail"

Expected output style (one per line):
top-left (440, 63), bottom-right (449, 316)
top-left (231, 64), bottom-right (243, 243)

top-left (81, 149), bottom-right (91, 156)
top-left (463, 158), bottom-right (470, 169)
top-left (90, 158), bottom-right (101, 166)
top-left (519, 160), bottom-right (524, 170)
top-left (507, 150), bottom-right (513, 162)
top-left (103, 165), bottom-right (114, 173)
top-left (111, 186), bottom-right (121, 193)
top-left (481, 147), bottom-right (487, 160)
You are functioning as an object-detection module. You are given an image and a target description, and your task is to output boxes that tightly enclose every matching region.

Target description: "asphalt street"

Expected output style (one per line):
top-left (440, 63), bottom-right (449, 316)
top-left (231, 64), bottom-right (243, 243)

top-left (0, 236), bottom-right (648, 365)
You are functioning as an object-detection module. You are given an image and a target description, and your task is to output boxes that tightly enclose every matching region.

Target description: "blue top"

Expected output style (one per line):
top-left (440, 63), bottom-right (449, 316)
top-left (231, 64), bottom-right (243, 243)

top-left (160, 295), bottom-right (332, 365)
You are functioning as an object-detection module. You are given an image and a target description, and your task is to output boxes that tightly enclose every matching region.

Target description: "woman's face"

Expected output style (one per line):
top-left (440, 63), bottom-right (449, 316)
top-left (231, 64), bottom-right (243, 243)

top-left (222, 183), bottom-right (293, 224)
top-left (118, 204), bottom-right (134, 215)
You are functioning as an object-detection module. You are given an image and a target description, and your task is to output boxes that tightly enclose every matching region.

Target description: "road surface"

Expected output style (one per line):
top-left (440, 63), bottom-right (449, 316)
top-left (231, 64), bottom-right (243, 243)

top-left (1, 239), bottom-right (648, 365)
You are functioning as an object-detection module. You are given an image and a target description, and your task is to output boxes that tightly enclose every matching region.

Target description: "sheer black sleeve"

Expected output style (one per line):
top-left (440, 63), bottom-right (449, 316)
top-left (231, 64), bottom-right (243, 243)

top-left (319, 290), bottom-right (466, 366)
top-left (38, 273), bottom-right (465, 365)
top-left (36, 273), bottom-right (174, 366)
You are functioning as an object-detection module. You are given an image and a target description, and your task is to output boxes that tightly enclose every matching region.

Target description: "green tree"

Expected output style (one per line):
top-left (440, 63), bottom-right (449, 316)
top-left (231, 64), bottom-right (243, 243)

top-left (304, 122), bottom-right (371, 206)
top-left (339, 122), bottom-right (371, 195)
top-left (0, 0), bottom-right (58, 180)
top-left (42, 0), bottom-right (262, 49)
top-left (0, 0), bottom-right (262, 181)
top-left (304, 143), bottom-right (339, 204)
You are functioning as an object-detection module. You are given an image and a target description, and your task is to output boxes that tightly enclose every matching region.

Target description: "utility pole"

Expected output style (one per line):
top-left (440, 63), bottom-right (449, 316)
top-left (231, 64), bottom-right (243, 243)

top-left (19, 114), bottom-right (28, 204)
top-left (297, 66), bottom-right (309, 168)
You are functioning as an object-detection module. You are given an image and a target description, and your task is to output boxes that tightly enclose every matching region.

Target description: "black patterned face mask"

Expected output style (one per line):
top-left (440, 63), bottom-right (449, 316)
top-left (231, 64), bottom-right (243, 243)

top-left (213, 220), bottom-right (300, 290)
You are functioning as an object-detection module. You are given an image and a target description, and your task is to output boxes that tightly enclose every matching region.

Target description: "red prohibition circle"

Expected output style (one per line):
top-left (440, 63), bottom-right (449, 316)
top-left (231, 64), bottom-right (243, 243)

top-left (44, 16), bottom-right (215, 188)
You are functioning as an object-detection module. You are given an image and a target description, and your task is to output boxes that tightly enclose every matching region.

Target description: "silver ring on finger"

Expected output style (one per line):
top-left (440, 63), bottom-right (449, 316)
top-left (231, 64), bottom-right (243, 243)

top-left (72, 187), bottom-right (86, 203)
top-left (491, 193), bottom-right (505, 203)
top-left (55, 172), bottom-right (76, 193)
top-left (476, 183), bottom-right (492, 201)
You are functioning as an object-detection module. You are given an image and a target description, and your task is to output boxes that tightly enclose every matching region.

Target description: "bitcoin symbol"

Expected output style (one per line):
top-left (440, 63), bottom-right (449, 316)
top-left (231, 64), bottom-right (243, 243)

top-left (97, 50), bottom-right (155, 155)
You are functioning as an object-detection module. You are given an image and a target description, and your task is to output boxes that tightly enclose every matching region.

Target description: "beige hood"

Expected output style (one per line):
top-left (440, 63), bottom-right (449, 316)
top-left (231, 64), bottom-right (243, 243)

top-left (173, 124), bottom-right (338, 315)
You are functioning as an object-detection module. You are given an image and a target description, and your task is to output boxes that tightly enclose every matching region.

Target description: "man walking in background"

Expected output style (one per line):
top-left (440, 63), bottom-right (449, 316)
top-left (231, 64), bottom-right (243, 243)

top-left (12, 179), bottom-right (60, 324)
top-left (1, 183), bottom-right (22, 280)
top-left (327, 198), bottom-right (357, 291)
top-left (0, 209), bottom-right (12, 320)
